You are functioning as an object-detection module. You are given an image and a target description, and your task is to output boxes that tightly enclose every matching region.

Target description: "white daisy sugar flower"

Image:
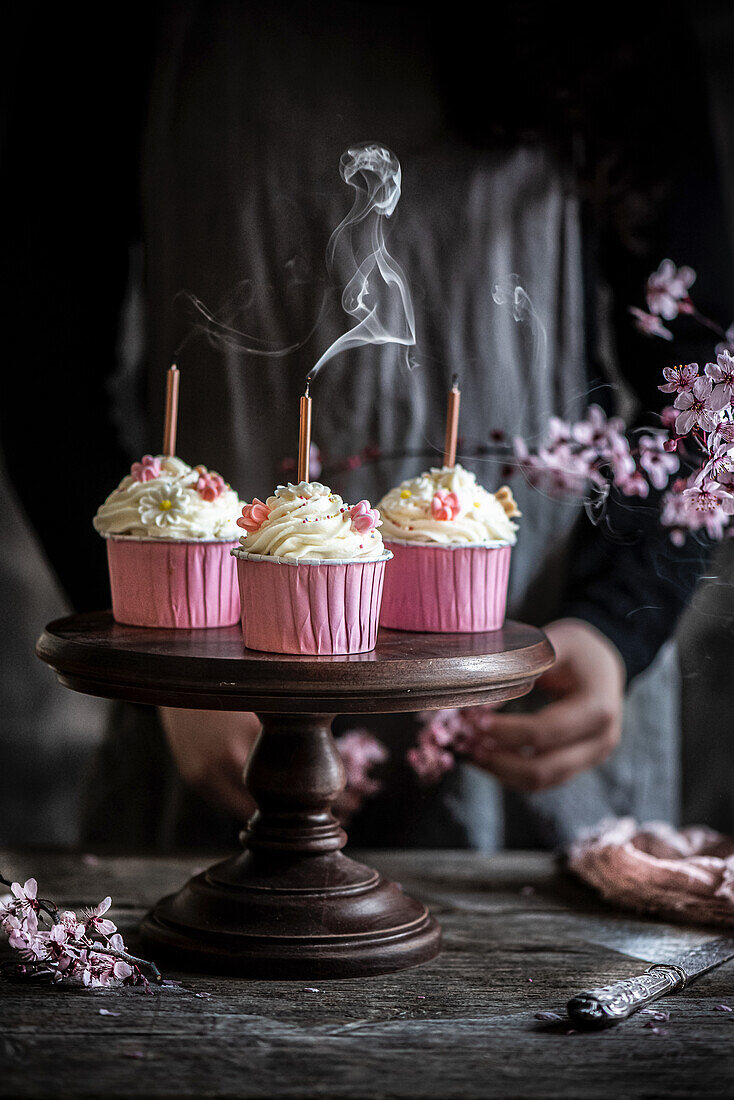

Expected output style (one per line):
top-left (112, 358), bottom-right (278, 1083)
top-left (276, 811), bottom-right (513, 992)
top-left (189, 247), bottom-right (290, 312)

top-left (138, 482), bottom-right (192, 530)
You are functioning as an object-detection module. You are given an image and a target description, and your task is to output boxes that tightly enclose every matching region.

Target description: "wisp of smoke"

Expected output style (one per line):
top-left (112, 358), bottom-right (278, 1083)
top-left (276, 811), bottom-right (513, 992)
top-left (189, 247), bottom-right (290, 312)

top-left (310, 143), bottom-right (416, 378)
top-left (491, 274), bottom-right (548, 386)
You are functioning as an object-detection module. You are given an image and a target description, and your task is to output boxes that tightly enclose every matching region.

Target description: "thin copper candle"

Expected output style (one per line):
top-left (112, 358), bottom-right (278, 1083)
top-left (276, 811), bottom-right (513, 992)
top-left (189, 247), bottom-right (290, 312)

top-left (443, 374), bottom-right (461, 467)
top-left (298, 376), bottom-right (313, 483)
top-left (162, 363), bottom-right (180, 456)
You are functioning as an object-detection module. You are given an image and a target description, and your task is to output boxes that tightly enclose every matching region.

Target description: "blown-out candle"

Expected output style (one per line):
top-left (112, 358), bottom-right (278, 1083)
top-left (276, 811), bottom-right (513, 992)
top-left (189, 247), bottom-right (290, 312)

top-left (443, 375), bottom-right (461, 467)
top-left (298, 377), bottom-right (313, 482)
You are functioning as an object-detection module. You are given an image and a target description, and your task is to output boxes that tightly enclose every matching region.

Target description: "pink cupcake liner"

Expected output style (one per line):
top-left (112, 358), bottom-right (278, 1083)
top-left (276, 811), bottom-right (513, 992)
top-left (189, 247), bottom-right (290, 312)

top-left (106, 537), bottom-right (241, 628)
top-left (234, 549), bottom-right (389, 654)
top-left (380, 540), bottom-right (511, 633)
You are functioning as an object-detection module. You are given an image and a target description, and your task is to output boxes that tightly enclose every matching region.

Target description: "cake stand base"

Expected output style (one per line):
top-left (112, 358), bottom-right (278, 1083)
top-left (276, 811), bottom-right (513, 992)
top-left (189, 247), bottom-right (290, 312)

top-left (140, 713), bottom-right (441, 978)
top-left (140, 850), bottom-right (439, 979)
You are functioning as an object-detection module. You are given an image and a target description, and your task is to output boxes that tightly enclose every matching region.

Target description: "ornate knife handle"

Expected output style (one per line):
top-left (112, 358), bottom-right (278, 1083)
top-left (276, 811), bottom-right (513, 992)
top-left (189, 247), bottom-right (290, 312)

top-left (566, 964), bottom-right (687, 1028)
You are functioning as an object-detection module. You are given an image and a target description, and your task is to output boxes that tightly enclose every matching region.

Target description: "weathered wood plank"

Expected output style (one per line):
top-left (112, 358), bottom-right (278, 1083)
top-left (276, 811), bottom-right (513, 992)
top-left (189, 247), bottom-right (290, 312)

top-left (1, 851), bottom-right (733, 1099)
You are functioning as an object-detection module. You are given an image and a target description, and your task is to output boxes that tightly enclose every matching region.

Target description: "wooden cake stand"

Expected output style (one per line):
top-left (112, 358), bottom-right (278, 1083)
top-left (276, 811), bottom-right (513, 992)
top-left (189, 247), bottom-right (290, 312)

top-left (37, 612), bottom-right (554, 979)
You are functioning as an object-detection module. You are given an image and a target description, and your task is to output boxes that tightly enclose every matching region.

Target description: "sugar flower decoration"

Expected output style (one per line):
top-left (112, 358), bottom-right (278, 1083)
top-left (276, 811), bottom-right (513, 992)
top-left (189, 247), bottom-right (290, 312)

top-left (431, 490), bottom-right (460, 521)
top-left (138, 483), bottom-right (190, 528)
top-left (130, 455), bottom-right (162, 483)
top-left (238, 498), bottom-right (271, 533)
top-left (195, 468), bottom-right (226, 502)
top-left (348, 500), bottom-right (380, 535)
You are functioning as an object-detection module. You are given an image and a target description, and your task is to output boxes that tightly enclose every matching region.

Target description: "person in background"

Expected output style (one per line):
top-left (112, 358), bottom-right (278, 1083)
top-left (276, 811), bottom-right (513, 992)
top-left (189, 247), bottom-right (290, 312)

top-left (2, 1), bottom-right (732, 850)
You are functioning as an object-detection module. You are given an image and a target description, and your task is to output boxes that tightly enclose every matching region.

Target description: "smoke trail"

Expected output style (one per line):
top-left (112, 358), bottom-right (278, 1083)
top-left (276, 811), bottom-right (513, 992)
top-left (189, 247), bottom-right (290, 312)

top-left (310, 143), bottom-right (416, 378)
top-left (491, 274), bottom-right (548, 383)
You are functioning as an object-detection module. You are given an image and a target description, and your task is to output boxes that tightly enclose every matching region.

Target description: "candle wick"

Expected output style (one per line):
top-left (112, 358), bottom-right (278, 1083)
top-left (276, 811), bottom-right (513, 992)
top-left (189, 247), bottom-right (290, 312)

top-left (451, 373), bottom-right (460, 390)
top-left (305, 375), bottom-right (312, 397)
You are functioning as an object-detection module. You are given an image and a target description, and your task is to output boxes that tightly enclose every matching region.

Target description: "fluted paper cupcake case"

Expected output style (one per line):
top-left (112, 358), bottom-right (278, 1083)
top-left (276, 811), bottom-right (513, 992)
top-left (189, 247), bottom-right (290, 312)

top-left (105, 535), bottom-right (241, 628)
top-left (233, 547), bottom-right (392, 655)
top-left (380, 539), bottom-right (511, 633)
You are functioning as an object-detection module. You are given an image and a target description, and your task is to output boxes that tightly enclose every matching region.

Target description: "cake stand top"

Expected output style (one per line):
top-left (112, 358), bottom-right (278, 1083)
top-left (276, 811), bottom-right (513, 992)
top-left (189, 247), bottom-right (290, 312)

top-left (37, 612), bottom-right (554, 714)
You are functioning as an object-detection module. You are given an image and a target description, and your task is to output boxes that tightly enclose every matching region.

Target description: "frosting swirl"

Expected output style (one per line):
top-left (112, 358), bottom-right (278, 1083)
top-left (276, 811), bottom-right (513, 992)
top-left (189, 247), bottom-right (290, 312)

top-left (93, 455), bottom-right (243, 540)
top-left (377, 464), bottom-right (519, 545)
top-left (237, 482), bottom-right (386, 561)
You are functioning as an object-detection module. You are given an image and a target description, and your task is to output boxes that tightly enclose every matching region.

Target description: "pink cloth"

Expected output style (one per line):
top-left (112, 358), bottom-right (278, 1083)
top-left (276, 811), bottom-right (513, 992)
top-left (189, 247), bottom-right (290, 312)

top-left (568, 817), bottom-right (734, 927)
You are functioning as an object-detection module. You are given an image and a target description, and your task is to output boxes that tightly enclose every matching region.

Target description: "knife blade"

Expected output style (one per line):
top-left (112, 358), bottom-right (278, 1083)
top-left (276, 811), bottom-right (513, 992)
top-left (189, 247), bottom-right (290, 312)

top-left (567, 935), bottom-right (734, 1028)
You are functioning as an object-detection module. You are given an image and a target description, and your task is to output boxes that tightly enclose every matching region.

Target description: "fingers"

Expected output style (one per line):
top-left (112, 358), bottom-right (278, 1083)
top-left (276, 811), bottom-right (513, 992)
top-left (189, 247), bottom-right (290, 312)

top-left (471, 720), bottom-right (621, 792)
top-left (472, 696), bottom-right (620, 757)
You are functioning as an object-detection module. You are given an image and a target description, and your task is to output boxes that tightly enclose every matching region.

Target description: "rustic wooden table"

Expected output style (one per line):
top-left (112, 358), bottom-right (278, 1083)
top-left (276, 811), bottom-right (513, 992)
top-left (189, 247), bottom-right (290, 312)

top-left (1, 849), bottom-right (733, 1099)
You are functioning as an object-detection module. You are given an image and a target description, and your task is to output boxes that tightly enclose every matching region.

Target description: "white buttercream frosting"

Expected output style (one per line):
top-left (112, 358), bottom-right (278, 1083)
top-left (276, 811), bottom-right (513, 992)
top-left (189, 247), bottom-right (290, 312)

top-left (93, 456), bottom-right (243, 540)
top-left (377, 464), bottom-right (519, 545)
top-left (237, 481), bottom-right (386, 561)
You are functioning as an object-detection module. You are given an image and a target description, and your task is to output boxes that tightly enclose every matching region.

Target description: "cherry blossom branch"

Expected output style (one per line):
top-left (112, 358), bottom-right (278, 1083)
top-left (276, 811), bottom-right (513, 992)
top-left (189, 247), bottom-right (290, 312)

top-left (0, 871), bottom-right (163, 989)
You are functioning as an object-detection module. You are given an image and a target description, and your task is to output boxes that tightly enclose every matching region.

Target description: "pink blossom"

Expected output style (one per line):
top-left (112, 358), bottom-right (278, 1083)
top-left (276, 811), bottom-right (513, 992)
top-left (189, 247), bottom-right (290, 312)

top-left (348, 500), bottom-right (380, 535)
top-left (546, 417), bottom-right (573, 445)
top-left (11, 878), bottom-right (38, 916)
top-left (646, 260), bottom-right (696, 320)
top-left (698, 444), bottom-right (734, 487)
top-left (681, 479), bottom-right (734, 515)
top-left (629, 307), bottom-right (674, 341)
top-left (616, 470), bottom-right (649, 498)
top-left (660, 406), bottom-right (678, 429)
top-left (673, 376), bottom-right (729, 435)
top-left (638, 434), bottom-right (679, 490)
top-left (130, 455), bottom-right (162, 482)
top-left (195, 469), bottom-right (226, 502)
top-left (431, 490), bottom-right (461, 521)
top-left (705, 350), bottom-right (734, 405)
top-left (237, 498), bottom-right (271, 533)
top-left (572, 404), bottom-right (625, 450)
top-left (711, 422), bottom-right (734, 447)
top-left (82, 897), bottom-right (116, 937)
top-left (715, 323), bottom-right (734, 358)
top-left (659, 363), bottom-right (699, 394)
top-left (335, 730), bottom-right (388, 798)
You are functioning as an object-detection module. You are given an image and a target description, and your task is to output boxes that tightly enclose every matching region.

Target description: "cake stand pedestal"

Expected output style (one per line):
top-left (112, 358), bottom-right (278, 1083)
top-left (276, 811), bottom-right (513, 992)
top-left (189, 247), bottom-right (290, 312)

top-left (37, 612), bottom-right (553, 979)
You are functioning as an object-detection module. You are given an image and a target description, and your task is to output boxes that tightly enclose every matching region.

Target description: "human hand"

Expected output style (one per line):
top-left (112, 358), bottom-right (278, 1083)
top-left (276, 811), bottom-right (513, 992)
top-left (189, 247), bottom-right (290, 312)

top-left (468, 619), bottom-right (625, 792)
top-left (158, 707), bottom-right (261, 821)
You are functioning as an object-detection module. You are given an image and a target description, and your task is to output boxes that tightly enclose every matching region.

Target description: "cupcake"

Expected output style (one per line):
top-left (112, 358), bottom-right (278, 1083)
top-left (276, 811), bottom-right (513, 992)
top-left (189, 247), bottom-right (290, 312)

top-left (232, 481), bottom-right (390, 654)
top-left (376, 464), bottom-right (520, 633)
top-left (93, 455), bottom-right (243, 628)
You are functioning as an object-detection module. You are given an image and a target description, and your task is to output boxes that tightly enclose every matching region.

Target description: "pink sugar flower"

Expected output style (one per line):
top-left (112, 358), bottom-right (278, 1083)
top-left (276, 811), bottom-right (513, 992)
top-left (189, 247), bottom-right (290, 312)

top-left (130, 455), bottom-right (162, 482)
top-left (431, 490), bottom-right (460, 521)
top-left (237, 498), bottom-right (271, 532)
top-left (348, 499), bottom-right (380, 534)
top-left (195, 470), bottom-right (226, 502)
